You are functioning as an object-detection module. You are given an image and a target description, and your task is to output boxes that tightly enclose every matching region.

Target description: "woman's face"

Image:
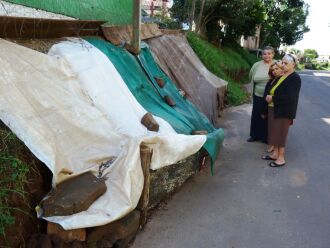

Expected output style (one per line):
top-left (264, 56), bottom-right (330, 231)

top-left (282, 58), bottom-right (295, 73)
top-left (262, 49), bottom-right (274, 63)
top-left (272, 64), bottom-right (283, 77)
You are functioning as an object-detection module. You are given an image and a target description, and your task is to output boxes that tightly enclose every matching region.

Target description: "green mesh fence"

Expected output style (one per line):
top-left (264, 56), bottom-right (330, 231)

top-left (4, 0), bottom-right (133, 25)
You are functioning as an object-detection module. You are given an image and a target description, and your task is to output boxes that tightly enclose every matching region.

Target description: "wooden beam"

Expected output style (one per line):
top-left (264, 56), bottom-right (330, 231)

top-left (132, 0), bottom-right (142, 54)
top-left (137, 144), bottom-right (152, 227)
top-left (0, 16), bottom-right (105, 39)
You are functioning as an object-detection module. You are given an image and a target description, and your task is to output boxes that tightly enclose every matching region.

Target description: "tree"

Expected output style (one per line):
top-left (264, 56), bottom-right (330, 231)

top-left (195, 0), bottom-right (205, 33)
top-left (189, 0), bottom-right (196, 31)
top-left (170, 0), bottom-right (190, 24)
top-left (171, 0), bottom-right (309, 49)
top-left (304, 49), bottom-right (318, 59)
top-left (289, 48), bottom-right (302, 56)
top-left (260, 0), bottom-right (309, 49)
top-left (289, 47), bottom-right (303, 62)
top-left (171, 0), bottom-right (265, 44)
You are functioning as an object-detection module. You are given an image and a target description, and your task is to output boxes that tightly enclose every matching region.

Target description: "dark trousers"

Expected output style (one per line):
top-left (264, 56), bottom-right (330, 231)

top-left (250, 95), bottom-right (267, 142)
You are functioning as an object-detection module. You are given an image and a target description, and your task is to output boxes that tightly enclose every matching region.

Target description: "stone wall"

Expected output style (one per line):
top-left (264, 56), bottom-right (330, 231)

top-left (149, 152), bottom-right (201, 208)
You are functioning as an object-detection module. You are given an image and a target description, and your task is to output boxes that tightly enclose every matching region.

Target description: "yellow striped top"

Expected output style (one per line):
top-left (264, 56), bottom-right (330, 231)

top-left (268, 76), bottom-right (287, 107)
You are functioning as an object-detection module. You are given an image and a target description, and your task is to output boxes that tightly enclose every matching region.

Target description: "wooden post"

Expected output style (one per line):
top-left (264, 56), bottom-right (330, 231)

top-left (137, 144), bottom-right (152, 227)
top-left (132, 0), bottom-right (141, 54)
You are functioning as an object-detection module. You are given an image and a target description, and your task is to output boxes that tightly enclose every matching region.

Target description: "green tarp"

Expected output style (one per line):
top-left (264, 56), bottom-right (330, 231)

top-left (86, 38), bottom-right (225, 172)
top-left (4, 0), bottom-right (132, 25)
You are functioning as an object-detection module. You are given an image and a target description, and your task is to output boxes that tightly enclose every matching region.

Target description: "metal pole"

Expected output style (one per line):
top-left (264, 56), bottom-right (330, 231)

top-left (132, 0), bottom-right (141, 54)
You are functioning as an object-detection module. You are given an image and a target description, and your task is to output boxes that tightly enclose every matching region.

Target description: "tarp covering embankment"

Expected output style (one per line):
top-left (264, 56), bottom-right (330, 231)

top-left (86, 38), bottom-right (225, 171)
top-left (0, 38), bottom-right (206, 229)
top-left (146, 35), bottom-right (227, 125)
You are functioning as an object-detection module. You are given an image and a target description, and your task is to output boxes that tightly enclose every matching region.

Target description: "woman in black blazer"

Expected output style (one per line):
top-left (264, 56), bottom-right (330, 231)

top-left (264, 54), bottom-right (301, 167)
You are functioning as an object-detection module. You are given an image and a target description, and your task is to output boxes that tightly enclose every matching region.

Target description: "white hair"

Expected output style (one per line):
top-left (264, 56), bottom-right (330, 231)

top-left (283, 54), bottom-right (297, 64)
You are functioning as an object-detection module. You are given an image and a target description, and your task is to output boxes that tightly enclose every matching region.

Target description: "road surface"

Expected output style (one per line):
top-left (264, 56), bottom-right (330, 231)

top-left (131, 70), bottom-right (330, 248)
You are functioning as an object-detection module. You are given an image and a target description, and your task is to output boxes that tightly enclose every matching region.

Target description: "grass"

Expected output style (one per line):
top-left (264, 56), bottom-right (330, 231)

top-left (0, 126), bottom-right (30, 237)
top-left (187, 32), bottom-right (258, 105)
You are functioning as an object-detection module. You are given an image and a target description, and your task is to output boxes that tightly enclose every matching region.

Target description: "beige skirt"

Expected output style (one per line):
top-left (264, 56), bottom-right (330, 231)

top-left (268, 107), bottom-right (291, 147)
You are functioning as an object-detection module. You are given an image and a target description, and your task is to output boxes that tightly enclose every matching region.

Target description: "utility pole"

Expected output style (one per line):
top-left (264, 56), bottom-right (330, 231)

top-left (132, 0), bottom-right (141, 54)
top-left (151, 0), bottom-right (154, 17)
top-left (162, 0), bottom-right (168, 18)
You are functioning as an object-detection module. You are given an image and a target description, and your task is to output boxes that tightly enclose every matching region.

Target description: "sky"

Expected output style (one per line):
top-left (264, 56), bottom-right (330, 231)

top-left (293, 0), bottom-right (330, 55)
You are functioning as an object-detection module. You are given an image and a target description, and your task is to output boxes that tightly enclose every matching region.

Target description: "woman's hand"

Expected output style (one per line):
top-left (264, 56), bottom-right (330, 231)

top-left (265, 95), bottom-right (273, 103)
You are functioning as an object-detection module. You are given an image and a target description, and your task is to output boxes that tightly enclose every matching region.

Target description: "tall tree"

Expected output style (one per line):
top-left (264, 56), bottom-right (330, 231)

top-left (171, 0), bottom-right (265, 44)
top-left (196, 0), bottom-right (206, 33)
top-left (170, 0), bottom-right (189, 24)
top-left (260, 0), bottom-right (309, 49)
top-left (189, 0), bottom-right (196, 31)
top-left (304, 48), bottom-right (318, 59)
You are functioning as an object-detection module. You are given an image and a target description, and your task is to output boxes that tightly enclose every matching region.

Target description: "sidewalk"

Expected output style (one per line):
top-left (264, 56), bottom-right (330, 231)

top-left (131, 104), bottom-right (286, 248)
top-left (131, 73), bottom-right (330, 248)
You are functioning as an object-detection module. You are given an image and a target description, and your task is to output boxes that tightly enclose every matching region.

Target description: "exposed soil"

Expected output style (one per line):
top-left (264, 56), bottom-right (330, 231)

top-left (0, 122), bottom-right (53, 247)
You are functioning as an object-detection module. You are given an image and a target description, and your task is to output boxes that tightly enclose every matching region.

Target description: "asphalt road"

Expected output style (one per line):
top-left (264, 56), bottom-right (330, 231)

top-left (131, 70), bottom-right (330, 248)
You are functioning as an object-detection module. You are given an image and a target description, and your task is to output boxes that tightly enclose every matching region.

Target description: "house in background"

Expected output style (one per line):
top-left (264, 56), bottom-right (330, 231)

top-left (142, 0), bottom-right (171, 17)
top-left (240, 25), bottom-right (261, 50)
top-left (316, 55), bottom-right (330, 63)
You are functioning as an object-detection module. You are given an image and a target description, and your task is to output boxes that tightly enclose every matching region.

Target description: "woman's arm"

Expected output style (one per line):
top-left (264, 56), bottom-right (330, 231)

top-left (249, 62), bottom-right (258, 84)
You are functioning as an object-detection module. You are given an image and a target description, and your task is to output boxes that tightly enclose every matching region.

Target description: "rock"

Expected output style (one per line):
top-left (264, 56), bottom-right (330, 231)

top-left (141, 112), bottom-right (159, 132)
top-left (40, 172), bottom-right (107, 217)
top-left (154, 77), bottom-right (165, 88)
top-left (47, 222), bottom-right (86, 242)
top-left (164, 95), bottom-right (176, 107)
top-left (87, 210), bottom-right (140, 248)
top-left (27, 234), bottom-right (53, 248)
top-left (27, 233), bottom-right (86, 248)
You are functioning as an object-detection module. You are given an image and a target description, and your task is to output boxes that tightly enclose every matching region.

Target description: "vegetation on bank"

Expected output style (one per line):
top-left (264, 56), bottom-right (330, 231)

top-left (0, 123), bottom-right (49, 246)
top-left (187, 32), bottom-right (258, 105)
top-left (0, 126), bottom-right (29, 238)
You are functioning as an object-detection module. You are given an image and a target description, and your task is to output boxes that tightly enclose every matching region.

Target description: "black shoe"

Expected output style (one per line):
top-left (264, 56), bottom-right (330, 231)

top-left (247, 137), bottom-right (258, 142)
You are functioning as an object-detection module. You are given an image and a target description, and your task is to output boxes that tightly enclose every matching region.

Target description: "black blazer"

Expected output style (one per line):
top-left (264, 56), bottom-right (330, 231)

top-left (264, 72), bottom-right (301, 119)
top-left (262, 77), bottom-right (278, 115)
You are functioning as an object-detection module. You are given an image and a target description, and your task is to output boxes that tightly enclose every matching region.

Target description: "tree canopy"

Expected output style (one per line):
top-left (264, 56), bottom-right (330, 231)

top-left (304, 49), bottom-right (318, 59)
top-left (170, 0), bottom-right (309, 49)
top-left (260, 0), bottom-right (310, 48)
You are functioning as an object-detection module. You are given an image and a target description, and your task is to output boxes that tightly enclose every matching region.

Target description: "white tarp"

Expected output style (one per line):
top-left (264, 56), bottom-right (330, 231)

top-left (0, 38), bottom-right (206, 229)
